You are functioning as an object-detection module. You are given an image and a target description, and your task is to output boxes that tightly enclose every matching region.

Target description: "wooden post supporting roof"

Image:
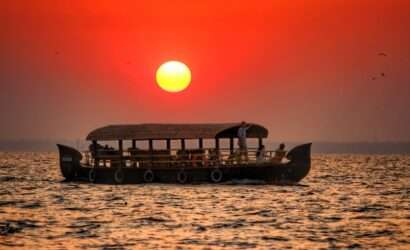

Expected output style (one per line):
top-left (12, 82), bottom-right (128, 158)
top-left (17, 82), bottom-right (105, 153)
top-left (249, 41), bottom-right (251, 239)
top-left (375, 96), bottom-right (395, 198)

top-left (119, 140), bottom-right (123, 168)
top-left (229, 137), bottom-right (234, 154)
top-left (131, 139), bottom-right (136, 167)
top-left (166, 139), bottom-right (171, 151)
top-left (215, 138), bottom-right (220, 164)
top-left (148, 139), bottom-right (153, 152)
top-left (92, 140), bottom-right (98, 167)
top-left (148, 139), bottom-right (153, 166)
top-left (181, 139), bottom-right (186, 150)
top-left (258, 138), bottom-right (263, 148)
top-left (118, 140), bottom-right (123, 152)
top-left (199, 138), bottom-right (203, 149)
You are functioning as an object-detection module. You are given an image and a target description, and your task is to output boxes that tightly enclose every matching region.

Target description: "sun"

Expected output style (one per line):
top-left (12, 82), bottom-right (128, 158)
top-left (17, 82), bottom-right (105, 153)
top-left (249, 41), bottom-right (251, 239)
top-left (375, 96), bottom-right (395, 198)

top-left (156, 61), bottom-right (191, 93)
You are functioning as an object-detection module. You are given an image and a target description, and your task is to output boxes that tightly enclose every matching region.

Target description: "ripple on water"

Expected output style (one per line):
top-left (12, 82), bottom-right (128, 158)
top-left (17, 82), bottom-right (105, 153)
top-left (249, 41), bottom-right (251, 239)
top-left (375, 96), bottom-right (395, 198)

top-left (65, 221), bottom-right (101, 238)
top-left (20, 202), bottom-right (42, 210)
top-left (131, 216), bottom-right (172, 228)
top-left (0, 219), bottom-right (40, 236)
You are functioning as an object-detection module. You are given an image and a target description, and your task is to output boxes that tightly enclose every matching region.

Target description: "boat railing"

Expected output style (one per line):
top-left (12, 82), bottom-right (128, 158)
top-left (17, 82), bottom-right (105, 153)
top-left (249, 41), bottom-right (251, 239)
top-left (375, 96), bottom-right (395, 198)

top-left (82, 148), bottom-right (285, 168)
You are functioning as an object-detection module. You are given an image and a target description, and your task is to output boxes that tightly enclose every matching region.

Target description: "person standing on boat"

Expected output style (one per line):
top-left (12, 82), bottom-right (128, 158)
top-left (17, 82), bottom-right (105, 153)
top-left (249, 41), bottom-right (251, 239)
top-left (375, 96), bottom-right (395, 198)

top-left (237, 121), bottom-right (252, 161)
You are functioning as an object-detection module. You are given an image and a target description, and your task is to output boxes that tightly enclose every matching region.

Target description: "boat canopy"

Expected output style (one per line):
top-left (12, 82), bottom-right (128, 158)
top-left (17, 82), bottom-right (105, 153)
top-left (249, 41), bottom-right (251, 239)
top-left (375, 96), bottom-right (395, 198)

top-left (86, 123), bottom-right (268, 141)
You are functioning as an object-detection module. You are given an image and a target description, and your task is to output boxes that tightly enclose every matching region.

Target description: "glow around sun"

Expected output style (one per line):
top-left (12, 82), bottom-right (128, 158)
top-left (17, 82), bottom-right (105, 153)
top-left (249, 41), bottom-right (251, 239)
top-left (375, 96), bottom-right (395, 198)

top-left (156, 61), bottom-right (191, 93)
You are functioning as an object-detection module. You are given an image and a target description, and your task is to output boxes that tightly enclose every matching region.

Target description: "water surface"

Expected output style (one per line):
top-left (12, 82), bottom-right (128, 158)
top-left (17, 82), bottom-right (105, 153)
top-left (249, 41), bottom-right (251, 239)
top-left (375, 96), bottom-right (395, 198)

top-left (0, 152), bottom-right (409, 249)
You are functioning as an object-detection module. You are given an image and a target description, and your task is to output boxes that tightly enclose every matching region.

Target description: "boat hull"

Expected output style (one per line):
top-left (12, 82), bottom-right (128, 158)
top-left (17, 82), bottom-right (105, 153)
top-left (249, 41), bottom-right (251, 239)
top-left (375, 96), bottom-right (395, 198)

top-left (57, 143), bottom-right (311, 184)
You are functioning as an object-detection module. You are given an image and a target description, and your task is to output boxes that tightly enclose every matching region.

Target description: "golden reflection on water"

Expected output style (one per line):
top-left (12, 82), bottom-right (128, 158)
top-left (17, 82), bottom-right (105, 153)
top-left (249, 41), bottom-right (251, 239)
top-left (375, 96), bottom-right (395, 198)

top-left (0, 152), bottom-right (409, 249)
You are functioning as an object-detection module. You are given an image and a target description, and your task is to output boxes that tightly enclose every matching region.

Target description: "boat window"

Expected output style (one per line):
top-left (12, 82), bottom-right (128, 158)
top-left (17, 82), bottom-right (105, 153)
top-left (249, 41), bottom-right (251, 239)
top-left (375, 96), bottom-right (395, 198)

top-left (153, 140), bottom-right (167, 150)
top-left (97, 141), bottom-right (117, 149)
top-left (184, 139), bottom-right (199, 149)
top-left (170, 140), bottom-right (180, 149)
top-left (202, 139), bottom-right (214, 149)
top-left (247, 138), bottom-right (260, 149)
top-left (219, 139), bottom-right (231, 150)
top-left (123, 140), bottom-right (132, 150)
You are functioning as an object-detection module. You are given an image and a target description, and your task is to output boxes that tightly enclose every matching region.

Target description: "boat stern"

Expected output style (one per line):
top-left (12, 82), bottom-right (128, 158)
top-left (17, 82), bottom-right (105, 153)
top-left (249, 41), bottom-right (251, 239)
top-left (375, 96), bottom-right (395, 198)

top-left (286, 143), bottom-right (312, 182)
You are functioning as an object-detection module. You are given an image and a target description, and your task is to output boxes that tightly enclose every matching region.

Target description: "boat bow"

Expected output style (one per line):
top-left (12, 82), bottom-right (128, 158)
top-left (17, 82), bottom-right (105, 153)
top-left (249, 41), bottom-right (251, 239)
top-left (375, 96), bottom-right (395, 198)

top-left (57, 144), bottom-right (83, 181)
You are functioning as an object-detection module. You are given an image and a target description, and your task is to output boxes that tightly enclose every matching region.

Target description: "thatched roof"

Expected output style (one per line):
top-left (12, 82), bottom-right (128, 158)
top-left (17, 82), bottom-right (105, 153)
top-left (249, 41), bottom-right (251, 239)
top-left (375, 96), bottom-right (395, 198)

top-left (86, 123), bottom-right (268, 141)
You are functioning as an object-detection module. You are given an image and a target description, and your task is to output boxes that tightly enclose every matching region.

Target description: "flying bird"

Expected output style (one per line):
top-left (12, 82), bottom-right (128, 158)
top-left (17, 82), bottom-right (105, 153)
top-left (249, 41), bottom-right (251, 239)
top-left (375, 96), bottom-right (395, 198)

top-left (378, 52), bottom-right (387, 57)
top-left (381, 72), bottom-right (385, 77)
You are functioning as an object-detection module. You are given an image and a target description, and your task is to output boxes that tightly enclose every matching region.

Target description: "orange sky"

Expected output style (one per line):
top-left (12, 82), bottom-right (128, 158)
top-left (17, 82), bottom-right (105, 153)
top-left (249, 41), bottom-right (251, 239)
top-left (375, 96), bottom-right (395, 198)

top-left (1, 0), bottom-right (410, 142)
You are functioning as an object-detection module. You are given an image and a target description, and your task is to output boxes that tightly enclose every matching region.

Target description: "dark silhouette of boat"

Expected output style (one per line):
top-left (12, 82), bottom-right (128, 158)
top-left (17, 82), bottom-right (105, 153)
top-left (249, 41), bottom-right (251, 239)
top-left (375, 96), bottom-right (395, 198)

top-left (57, 123), bottom-right (311, 184)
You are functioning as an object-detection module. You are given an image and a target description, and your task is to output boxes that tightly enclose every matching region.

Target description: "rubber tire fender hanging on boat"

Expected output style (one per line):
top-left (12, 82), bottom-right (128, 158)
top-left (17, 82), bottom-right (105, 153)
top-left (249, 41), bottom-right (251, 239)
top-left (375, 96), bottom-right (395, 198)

top-left (177, 170), bottom-right (188, 184)
top-left (143, 169), bottom-right (154, 183)
top-left (88, 168), bottom-right (96, 183)
top-left (114, 168), bottom-right (125, 184)
top-left (210, 168), bottom-right (223, 183)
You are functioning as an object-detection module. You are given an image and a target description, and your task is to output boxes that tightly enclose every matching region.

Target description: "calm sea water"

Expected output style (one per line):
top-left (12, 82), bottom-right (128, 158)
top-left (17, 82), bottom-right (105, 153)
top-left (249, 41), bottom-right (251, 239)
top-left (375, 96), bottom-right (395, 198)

top-left (0, 152), bottom-right (409, 249)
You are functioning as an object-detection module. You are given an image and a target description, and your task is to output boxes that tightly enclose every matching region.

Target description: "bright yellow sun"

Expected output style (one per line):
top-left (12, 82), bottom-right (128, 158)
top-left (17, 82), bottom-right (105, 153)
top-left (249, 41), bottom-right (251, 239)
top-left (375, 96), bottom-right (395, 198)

top-left (156, 61), bottom-right (191, 93)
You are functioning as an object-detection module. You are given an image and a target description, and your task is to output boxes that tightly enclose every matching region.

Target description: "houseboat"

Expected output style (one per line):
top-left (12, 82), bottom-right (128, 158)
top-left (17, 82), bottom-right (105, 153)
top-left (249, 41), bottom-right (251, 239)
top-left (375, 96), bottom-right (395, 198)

top-left (57, 123), bottom-right (311, 184)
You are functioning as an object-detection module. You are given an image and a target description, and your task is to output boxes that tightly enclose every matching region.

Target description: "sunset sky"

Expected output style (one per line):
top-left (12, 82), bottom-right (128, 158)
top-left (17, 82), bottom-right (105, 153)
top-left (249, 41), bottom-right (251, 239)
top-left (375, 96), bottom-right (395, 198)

top-left (1, 0), bottom-right (409, 142)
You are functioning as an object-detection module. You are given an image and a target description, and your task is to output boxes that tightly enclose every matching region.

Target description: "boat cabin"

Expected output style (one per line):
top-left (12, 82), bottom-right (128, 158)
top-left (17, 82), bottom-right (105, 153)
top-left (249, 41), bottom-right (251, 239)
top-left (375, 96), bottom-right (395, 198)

top-left (84, 123), bottom-right (271, 168)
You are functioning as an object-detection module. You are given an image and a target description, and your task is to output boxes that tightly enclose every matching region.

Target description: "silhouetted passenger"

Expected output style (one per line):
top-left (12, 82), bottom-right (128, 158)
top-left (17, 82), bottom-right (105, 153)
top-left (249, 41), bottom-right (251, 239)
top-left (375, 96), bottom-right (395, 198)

top-left (272, 143), bottom-right (286, 163)
top-left (228, 148), bottom-right (241, 164)
top-left (208, 148), bottom-right (220, 166)
top-left (89, 143), bottom-right (103, 156)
